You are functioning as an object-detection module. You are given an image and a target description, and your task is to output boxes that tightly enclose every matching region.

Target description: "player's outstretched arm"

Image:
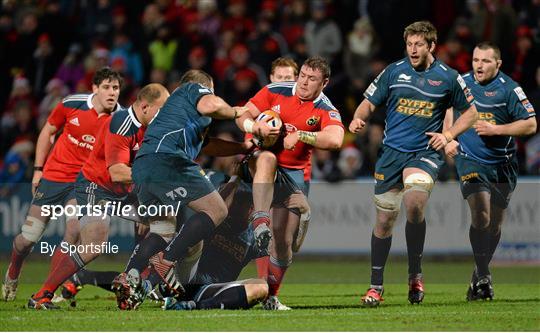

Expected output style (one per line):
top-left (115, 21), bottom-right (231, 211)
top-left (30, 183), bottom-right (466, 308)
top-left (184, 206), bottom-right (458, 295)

top-left (474, 117), bottom-right (537, 137)
top-left (349, 99), bottom-right (376, 133)
top-left (197, 94), bottom-right (248, 120)
top-left (32, 122), bottom-right (58, 194)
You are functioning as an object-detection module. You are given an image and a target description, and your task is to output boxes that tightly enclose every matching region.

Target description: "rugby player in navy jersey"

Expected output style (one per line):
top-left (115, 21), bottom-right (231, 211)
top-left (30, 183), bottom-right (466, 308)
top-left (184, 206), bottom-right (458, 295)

top-left (121, 170), bottom-right (311, 311)
top-left (443, 42), bottom-right (536, 301)
top-left (349, 21), bottom-right (478, 306)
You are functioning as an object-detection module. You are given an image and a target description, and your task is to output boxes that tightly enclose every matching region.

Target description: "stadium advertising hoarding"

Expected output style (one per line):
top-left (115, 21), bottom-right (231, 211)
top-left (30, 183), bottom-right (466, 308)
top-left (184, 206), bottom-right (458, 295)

top-left (1, 181), bottom-right (538, 260)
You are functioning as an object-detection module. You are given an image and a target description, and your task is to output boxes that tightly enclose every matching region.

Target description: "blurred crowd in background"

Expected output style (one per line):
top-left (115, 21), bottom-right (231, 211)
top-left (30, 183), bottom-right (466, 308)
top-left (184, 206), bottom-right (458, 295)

top-left (0, 0), bottom-right (539, 193)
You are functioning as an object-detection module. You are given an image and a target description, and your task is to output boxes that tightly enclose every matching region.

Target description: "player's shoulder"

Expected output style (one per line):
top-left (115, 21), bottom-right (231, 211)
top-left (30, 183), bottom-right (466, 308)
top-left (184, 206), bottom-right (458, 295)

top-left (314, 92), bottom-right (338, 112)
top-left (432, 59), bottom-right (462, 82)
top-left (61, 93), bottom-right (92, 110)
top-left (380, 58), bottom-right (409, 77)
top-left (109, 107), bottom-right (138, 136)
top-left (495, 71), bottom-right (522, 96)
top-left (178, 82), bottom-right (213, 95)
top-left (461, 71), bottom-right (475, 84)
top-left (266, 81), bottom-right (295, 96)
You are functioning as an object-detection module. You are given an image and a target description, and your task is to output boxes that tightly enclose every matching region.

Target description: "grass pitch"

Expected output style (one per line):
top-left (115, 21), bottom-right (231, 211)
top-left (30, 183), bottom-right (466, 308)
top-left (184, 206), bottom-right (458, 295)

top-left (1, 258), bottom-right (539, 331)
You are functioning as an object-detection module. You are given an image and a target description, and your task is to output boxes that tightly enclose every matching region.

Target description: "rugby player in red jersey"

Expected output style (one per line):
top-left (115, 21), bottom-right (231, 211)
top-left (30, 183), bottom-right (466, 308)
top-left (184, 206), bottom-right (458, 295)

top-left (26, 83), bottom-right (169, 309)
top-left (2, 68), bottom-right (123, 301)
top-left (236, 56), bottom-right (344, 310)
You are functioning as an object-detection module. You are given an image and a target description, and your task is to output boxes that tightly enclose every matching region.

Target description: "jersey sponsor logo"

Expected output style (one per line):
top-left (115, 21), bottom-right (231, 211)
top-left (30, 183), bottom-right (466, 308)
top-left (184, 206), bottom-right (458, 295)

top-left (522, 99), bottom-right (534, 113)
top-left (366, 83), bottom-right (377, 96)
top-left (69, 117), bottom-right (80, 126)
top-left (328, 111), bottom-right (342, 122)
top-left (461, 172), bottom-right (479, 182)
top-left (397, 73), bottom-right (412, 82)
top-left (477, 112), bottom-right (496, 124)
top-left (165, 186), bottom-right (187, 201)
top-left (306, 115), bottom-right (320, 126)
top-left (271, 104), bottom-right (281, 113)
top-left (396, 98), bottom-right (435, 118)
top-left (82, 134), bottom-right (95, 143)
top-left (484, 91), bottom-right (497, 97)
top-left (67, 134), bottom-right (94, 150)
top-left (514, 87), bottom-right (527, 101)
top-left (374, 172), bottom-right (385, 181)
top-left (427, 79), bottom-right (442, 86)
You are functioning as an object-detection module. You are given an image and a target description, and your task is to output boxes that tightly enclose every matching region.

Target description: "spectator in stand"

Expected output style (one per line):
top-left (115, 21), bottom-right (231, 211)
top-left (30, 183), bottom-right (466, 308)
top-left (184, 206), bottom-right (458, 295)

top-left (110, 31), bottom-right (144, 86)
top-left (222, 44), bottom-right (267, 97)
top-left (511, 26), bottom-right (538, 92)
top-left (1, 101), bottom-right (37, 156)
top-left (37, 78), bottom-right (68, 129)
top-left (222, 0), bottom-right (255, 40)
top-left (148, 24), bottom-right (178, 72)
top-left (197, 0), bottom-right (221, 45)
top-left (0, 140), bottom-right (34, 198)
top-left (280, 0), bottom-right (309, 48)
top-left (26, 33), bottom-right (60, 98)
top-left (55, 44), bottom-right (85, 93)
top-left (436, 37), bottom-right (471, 74)
top-left (212, 29), bottom-right (237, 82)
top-left (312, 149), bottom-right (341, 182)
top-left (338, 145), bottom-right (363, 180)
top-left (247, 16), bottom-right (288, 71)
top-left (304, 0), bottom-right (342, 65)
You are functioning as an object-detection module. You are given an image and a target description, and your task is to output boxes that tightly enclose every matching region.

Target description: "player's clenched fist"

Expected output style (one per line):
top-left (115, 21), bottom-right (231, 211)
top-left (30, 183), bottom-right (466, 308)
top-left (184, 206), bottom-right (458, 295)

top-left (444, 140), bottom-right (459, 158)
top-left (349, 118), bottom-right (366, 133)
top-left (284, 131), bottom-right (299, 150)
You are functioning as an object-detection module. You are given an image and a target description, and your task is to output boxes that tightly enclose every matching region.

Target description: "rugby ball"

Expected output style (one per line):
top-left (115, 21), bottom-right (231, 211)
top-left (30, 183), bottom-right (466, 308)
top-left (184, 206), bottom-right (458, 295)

top-left (254, 110), bottom-right (282, 148)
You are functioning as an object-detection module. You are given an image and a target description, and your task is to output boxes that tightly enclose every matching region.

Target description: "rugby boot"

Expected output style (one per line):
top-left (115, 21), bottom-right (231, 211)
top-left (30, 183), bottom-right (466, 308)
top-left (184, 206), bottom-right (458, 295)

top-left (361, 287), bottom-right (384, 307)
top-left (148, 252), bottom-right (185, 296)
top-left (408, 274), bottom-right (425, 304)
top-left (262, 296), bottom-right (291, 310)
top-left (28, 291), bottom-right (59, 310)
top-left (2, 270), bottom-right (18, 301)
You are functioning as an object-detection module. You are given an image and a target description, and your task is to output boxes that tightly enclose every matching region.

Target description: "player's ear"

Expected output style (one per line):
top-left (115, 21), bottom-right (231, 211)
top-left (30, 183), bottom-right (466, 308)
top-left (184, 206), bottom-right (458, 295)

top-left (92, 84), bottom-right (99, 94)
top-left (322, 78), bottom-right (329, 89)
top-left (496, 59), bottom-right (502, 70)
top-left (429, 42), bottom-right (436, 53)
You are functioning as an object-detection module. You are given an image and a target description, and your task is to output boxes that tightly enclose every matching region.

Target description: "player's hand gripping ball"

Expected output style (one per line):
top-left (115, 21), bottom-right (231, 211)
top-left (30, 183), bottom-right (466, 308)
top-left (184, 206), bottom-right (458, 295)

top-left (254, 110), bottom-right (283, 148)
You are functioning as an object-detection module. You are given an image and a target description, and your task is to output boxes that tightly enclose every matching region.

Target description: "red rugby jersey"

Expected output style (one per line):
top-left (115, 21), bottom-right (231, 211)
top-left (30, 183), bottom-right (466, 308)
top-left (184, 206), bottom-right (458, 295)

top-left (43, 94), bottom-right (117, 182)
top-left (81, 107), bottom-right (145, 195)
top-left (249, 82), bottom-right (344, 180)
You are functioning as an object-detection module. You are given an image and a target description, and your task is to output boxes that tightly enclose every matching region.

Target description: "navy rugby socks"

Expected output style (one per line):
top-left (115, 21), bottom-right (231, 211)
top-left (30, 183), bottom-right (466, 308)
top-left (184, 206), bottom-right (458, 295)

top-left (370, 233), bottom-right (392, 287)
top-left (406, 220), bottom-right (426, 277)
top-left (469, 226), bottom-right (490, 277)
top-left (163, 212), bottom-right (215, 262)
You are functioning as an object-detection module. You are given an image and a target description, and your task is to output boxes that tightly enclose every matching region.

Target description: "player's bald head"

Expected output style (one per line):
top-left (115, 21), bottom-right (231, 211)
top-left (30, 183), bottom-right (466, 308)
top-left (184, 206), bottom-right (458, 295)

top-left (137, 83), bottom-right (169, 104)
top-left (179, 69), bottom-right (213, 89)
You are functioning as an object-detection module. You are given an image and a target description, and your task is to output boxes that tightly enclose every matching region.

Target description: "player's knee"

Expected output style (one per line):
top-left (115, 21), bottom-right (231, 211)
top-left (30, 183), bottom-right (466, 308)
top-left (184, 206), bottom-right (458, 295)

top-left (403, 173), bottom-right (434, 195)
top-left (471, 210), bottom-right (490, 229)
top-left (63, 220), bottom-right (81, 244)
top-left (374, 220), bottom-right (394, 237)
top-left (374, 191), bottom-right (403, 213)
top-left (404, 205), bottom-right (425, 224)
top-left (257, 151), bottom-right (277, 167)
top-left (21, 216), bottom-right (47, 243)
